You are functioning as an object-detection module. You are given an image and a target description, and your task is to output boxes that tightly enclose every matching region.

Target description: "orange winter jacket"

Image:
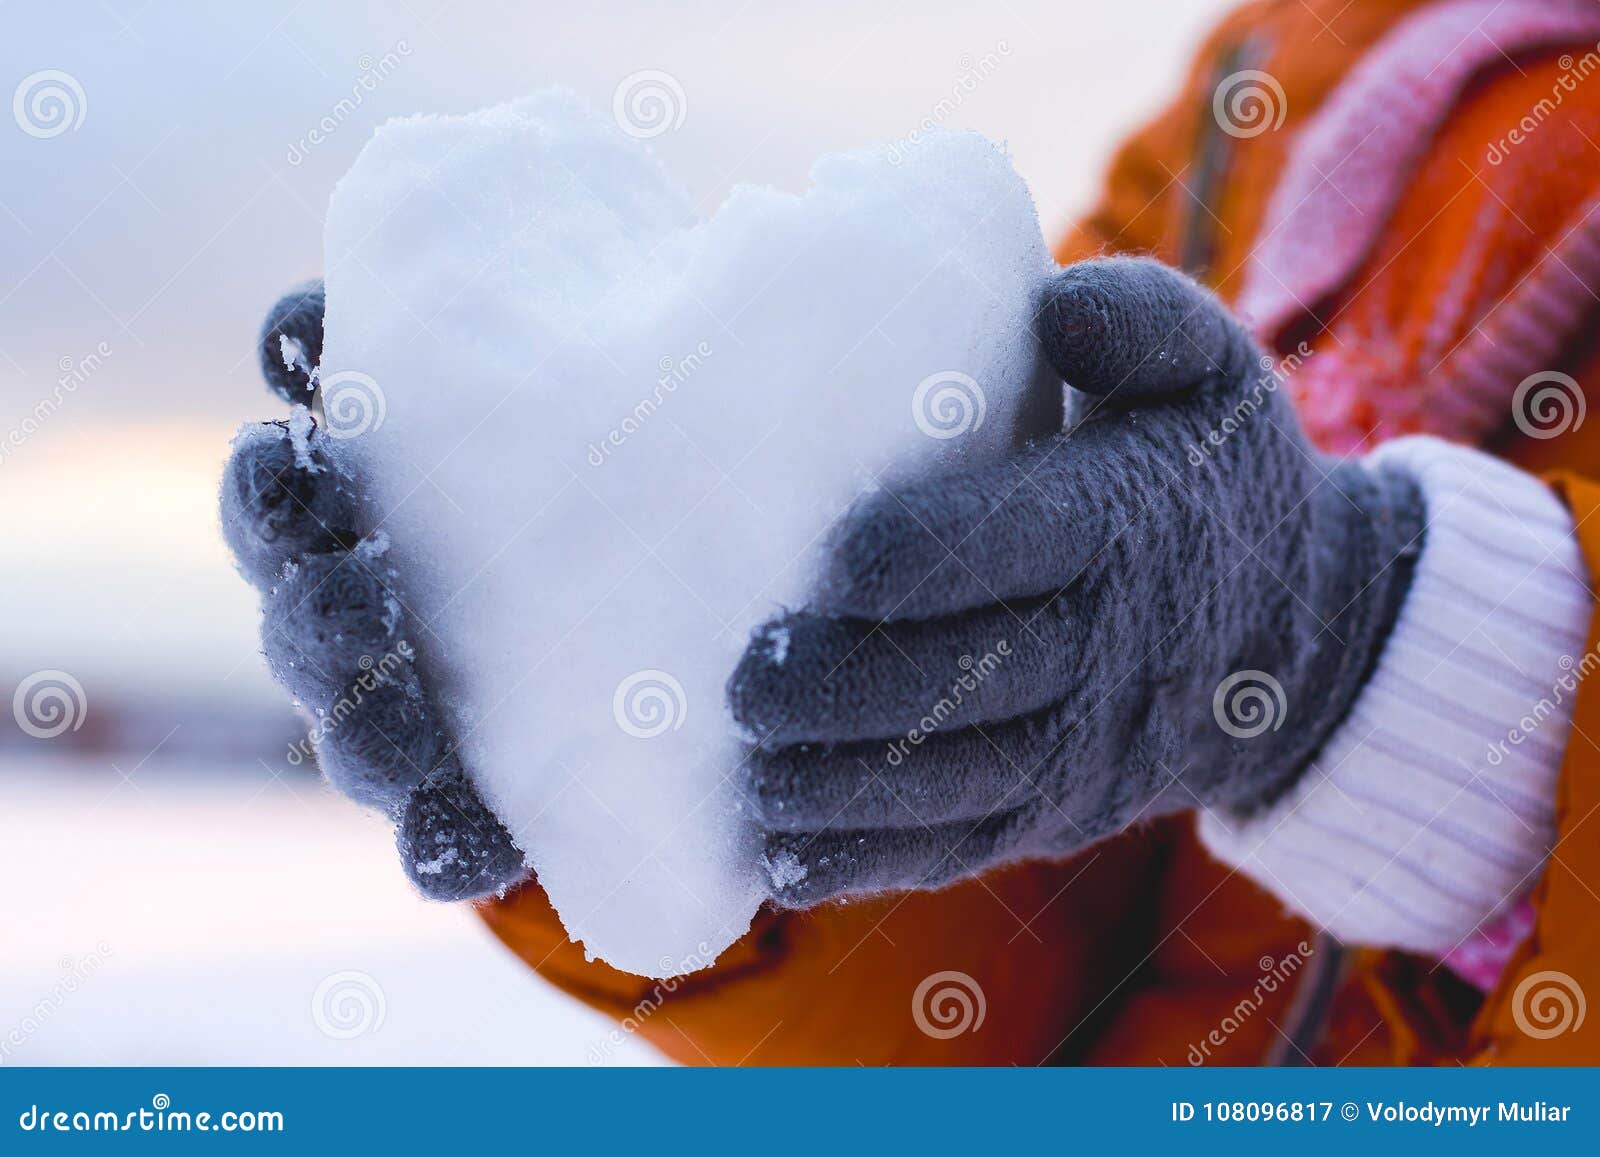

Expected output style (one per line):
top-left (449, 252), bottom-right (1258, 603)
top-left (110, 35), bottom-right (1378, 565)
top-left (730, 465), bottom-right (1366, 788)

top-left (479, 0), bottom-right (1600, 1065)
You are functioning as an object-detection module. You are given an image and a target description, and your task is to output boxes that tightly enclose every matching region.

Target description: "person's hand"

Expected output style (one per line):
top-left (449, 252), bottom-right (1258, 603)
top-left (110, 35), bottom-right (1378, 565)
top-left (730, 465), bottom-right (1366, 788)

top-left (221, 282), bottom-right (526, 900)
top-left (730, 256), bottom-right (1427, 908)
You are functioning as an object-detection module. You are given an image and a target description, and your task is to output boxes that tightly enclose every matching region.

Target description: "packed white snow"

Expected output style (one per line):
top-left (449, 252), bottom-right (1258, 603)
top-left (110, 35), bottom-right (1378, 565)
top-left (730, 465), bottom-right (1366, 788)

top-left (318, 91), bottom-right (1056, 977)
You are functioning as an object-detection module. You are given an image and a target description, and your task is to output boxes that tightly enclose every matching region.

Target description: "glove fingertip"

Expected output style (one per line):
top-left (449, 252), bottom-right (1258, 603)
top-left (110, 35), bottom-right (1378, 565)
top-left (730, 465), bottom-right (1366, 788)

top-left (399, 760), bottom-right (527, 901)
top-left (220, 421), bottom-right (358, 587)
top-left (1039, 257), bottom-right (1240, 402)
top-left (726, 614), bottom-right (851, 745)
top-left (259, 280), bottom-right (325, 403)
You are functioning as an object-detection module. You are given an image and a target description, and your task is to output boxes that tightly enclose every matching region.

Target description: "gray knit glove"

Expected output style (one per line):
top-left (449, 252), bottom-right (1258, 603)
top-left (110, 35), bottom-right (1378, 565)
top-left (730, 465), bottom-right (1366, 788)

top-left (225, 259), bottom-right (1425, 912)
top-left (730, 256), bottom-right (1427, 907)
top-left (223, 281), bottom-right (526, 901)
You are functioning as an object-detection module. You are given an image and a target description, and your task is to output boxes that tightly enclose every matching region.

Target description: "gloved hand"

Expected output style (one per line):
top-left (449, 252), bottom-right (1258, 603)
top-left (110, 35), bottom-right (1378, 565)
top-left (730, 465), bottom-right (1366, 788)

top-left (729, 256), bottom-right (1427, 908)
top-left (222, 282), bottom-right (527, 900)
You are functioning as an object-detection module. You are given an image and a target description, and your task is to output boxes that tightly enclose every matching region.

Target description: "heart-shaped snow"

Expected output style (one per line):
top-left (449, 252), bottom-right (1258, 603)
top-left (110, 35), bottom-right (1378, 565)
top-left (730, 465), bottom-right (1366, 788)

top-left (318, 91), bottom-right (1055, 977)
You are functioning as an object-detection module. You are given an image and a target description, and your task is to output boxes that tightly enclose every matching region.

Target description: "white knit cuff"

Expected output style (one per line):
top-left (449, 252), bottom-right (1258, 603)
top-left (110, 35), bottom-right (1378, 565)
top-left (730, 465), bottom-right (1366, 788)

top-left (1197, 435), bottom-right (1591, 955)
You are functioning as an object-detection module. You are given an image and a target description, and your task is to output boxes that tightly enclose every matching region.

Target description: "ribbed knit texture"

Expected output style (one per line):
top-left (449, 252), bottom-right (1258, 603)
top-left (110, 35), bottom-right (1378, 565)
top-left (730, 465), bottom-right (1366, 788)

top-left (1198, 436), bottom-right (1591, 955)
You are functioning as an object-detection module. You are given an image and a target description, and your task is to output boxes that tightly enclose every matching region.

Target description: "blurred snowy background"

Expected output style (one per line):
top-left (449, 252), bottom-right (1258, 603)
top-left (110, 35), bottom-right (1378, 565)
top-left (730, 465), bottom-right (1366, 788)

top-left (0, 0), bottom-right (1227, 1064)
